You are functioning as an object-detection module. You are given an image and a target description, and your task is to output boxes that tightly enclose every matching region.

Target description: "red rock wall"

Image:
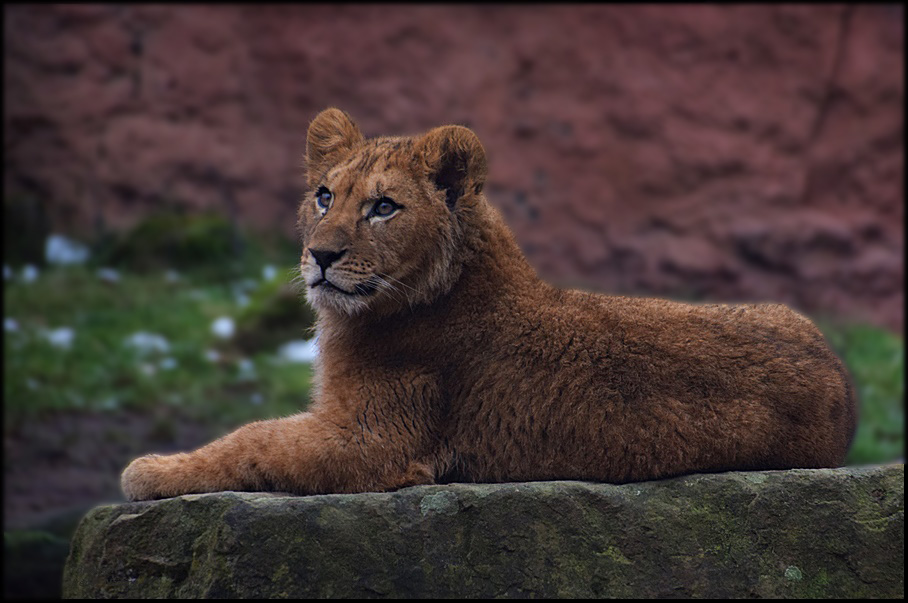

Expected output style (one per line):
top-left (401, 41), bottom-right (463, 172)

top-left (4, 4), bottom-right (903, 331)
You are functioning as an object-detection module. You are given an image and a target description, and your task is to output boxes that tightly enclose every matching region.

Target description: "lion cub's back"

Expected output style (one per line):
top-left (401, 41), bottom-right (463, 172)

top-left (578, 294), bottom-right (856, 455)
top-left (444, 291), bottom-right (856, 484)
top-left (592, 294), bottom-right (854, 469)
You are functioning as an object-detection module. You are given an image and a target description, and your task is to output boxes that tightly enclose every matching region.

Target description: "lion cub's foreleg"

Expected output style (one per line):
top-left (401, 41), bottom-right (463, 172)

top-left (121, 409), bottom-right (434, 501)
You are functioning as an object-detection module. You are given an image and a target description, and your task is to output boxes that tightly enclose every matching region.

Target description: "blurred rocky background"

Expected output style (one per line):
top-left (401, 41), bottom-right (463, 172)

top-left (5, 3), bottom-right (903, 331)
top-left (3, 4), bottom-right (904, 599)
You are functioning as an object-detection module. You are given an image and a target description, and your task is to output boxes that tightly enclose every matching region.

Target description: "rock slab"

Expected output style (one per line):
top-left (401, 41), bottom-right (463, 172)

top-left (63, 465), bottom-right (903, 598)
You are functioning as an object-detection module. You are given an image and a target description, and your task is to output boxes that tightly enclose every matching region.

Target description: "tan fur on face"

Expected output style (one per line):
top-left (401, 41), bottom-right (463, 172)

top-left (121, 108), bottom-right (858, 501)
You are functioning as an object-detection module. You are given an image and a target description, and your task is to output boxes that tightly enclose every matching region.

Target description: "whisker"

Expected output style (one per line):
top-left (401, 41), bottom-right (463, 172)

top-left (377, 272), bottom-right (424, 310)
top-left (377, 272), bottom-right (420, 295)
top-left (369, 274), bottom-right (407, 306)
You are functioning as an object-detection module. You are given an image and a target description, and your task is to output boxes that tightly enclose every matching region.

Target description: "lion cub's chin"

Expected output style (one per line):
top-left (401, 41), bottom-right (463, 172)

top-left (305, 284), bottom-right (374, 316)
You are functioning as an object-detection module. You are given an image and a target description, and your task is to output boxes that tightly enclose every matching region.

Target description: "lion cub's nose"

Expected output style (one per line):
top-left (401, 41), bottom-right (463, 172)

top-left (309, 248), bottom-right (347, 271)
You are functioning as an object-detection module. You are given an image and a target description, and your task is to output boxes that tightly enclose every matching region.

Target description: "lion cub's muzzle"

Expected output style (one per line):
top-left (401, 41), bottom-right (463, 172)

top-left (306, 247), bottom-right (378, 297)
top-left (310, 247), bottom-right (347, 272)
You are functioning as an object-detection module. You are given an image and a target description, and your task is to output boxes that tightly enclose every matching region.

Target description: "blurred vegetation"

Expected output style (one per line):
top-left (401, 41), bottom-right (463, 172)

top-left (234, 274), bottom-right (317, 355)
top-left (4, 211), bottom-right (314, 433)
top-left (820, 322), bottom-right (905, 465)
top-left (4, 265), bottom-right (315, 430)
top-left (94, 211), bottom-right (234, 272)
top-left (92, 210), bottom-right (300, 281)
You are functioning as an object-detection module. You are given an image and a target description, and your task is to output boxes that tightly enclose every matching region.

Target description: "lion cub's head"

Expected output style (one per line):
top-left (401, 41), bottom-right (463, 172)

top-left (298, 108), bottom-right (488, 316)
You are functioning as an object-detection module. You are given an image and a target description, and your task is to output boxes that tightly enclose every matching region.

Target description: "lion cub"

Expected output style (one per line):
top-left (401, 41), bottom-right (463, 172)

top-left (121, 108), bottom-right (857, 500)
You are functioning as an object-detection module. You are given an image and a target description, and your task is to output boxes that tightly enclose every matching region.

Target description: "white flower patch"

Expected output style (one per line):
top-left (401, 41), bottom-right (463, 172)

top-left (4, 317), bottom-right (19, 332)
top-left (250, 392), bottom-right (264, 405)
top-left (277, 338), bottom-right (319, 363)
top-left (230, 282), bottom-right (251, 307)
top-left (237, 358), bottom-right (256, 380)
top-left (125, 332), bottom-right (170, 355)
top-left (45, 234), bottom-right (89, 265)
top-left (164, 269), bottom-right (181, 283)
top-left (159, 357), bottom-right (178, 370)
top-left (21, 264), bottom-right (39, 283)
top-left (96, 267), bottom-right (120, 283)
top-left (230, 278), bottom-right (259, 303)
top-left (43, 327), bottom-right (75, 349)
top-left (234, 292), bottom-right (250, 308)
top-left (203, 349), bottom-right (221, 363)
top-left (4, 265), bottom-right (11, 280)
top-left (211, 316), bottom-right (235, 339)
top-left (262, 264), bottom-right (277, 281)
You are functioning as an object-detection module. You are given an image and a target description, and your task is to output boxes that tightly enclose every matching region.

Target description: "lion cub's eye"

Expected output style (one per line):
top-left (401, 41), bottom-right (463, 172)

top-left (368, 197), bottom-right (400, 220)
top-left (315, 187), bottom-right (333, 211)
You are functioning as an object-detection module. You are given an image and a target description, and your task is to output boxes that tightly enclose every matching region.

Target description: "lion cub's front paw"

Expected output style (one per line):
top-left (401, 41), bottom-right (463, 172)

top-left (121, 454), bottom-right (181, 501)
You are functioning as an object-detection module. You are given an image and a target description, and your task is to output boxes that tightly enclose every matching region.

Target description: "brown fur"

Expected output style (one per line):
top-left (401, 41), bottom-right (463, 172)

top-left (121, 108), bottom-right (858, 501)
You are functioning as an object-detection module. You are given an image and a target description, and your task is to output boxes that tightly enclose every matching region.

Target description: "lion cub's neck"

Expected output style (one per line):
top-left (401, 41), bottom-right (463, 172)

top-left (458, 199), bottom-right (540, 297)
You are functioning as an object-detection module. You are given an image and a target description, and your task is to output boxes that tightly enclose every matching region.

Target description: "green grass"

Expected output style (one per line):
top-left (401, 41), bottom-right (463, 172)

top-left (818, 322), bottom-right (905, 465)
top-left (4, 264), bottom-right (314, 431)
top-left (3, 263), bottom-right (904, 464)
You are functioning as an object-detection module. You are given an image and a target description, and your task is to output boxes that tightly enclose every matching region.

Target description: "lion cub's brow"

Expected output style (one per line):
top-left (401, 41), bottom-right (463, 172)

top-left (329, 139), bottom-right (414, 182)
top-left (322, 142), bottom-right (415, 202)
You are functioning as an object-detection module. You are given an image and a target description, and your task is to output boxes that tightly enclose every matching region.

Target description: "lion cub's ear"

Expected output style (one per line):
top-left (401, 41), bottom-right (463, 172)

top-left (306, 108), bottom-right (365, 186)
top-left (416, 125), bottom-right (488, 210)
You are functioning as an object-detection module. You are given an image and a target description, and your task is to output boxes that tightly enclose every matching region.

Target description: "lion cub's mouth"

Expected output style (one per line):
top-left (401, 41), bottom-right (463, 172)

top-left (311, 278), bottom-right (378, 297)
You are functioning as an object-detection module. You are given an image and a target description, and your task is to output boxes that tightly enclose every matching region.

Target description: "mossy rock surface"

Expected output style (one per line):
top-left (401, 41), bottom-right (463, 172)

top-left (63, 465), bottom-right (904, 599)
